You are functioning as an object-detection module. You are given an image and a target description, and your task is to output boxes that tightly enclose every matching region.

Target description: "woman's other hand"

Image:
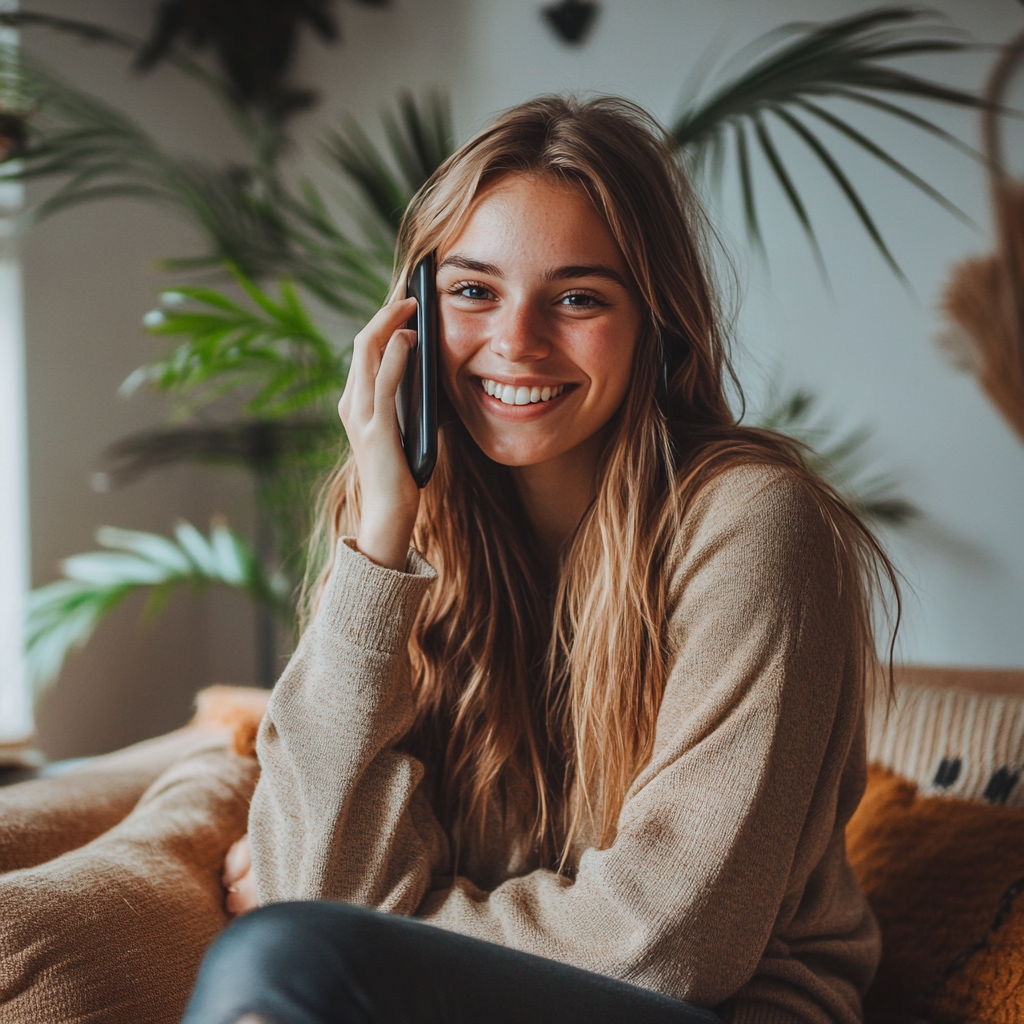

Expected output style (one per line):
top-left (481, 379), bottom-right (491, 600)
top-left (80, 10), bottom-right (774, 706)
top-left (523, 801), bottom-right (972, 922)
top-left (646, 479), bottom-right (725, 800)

top-left (223, 834), bottom-right (258, 916)
top-left (338, 297), bottom-right (421, 571)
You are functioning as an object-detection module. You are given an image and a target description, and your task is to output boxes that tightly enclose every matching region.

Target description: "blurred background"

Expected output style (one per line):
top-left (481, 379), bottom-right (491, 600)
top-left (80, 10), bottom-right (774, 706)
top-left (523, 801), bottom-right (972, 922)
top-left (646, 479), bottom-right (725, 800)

top-left (1, 0), bottom-right (1022, 761)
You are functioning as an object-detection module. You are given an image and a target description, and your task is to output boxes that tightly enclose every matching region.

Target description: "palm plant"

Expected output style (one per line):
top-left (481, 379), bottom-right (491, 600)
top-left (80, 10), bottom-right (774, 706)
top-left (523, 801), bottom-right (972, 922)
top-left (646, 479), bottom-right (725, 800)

top-left (671, 8), bottom-right (982, 279)
top-left (27, 522), bottom-right (291, 695)
top-left (5, 6), bottom-right (984, 692)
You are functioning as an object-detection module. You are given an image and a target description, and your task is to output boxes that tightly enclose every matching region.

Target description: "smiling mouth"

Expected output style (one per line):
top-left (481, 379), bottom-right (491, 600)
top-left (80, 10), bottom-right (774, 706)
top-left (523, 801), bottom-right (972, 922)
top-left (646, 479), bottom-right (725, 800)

top-left (480, 378), bottom-right (569, 406)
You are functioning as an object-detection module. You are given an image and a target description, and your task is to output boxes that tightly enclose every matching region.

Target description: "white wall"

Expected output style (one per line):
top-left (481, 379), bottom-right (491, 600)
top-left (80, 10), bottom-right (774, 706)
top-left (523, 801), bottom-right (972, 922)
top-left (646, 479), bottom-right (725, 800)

top-left (22, 1), bottom-right (1024, 757)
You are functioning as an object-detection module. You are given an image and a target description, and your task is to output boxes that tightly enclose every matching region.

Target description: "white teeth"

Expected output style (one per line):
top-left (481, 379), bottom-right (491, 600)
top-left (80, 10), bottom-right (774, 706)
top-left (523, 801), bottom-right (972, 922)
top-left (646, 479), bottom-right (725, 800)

top-left (480, 379), bottom-right (566, 404)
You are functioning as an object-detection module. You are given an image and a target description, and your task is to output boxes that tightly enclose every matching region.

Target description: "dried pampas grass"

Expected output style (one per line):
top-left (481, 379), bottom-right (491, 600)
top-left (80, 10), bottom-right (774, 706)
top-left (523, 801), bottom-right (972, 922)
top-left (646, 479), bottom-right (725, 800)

top-left (938, 31), bottom-right (1024, 444)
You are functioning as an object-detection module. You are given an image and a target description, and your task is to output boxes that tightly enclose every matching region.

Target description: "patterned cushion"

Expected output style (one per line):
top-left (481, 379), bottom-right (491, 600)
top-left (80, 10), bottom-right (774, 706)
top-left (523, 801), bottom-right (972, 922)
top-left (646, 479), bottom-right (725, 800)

top-left (866, 665), bottom-right (1024, 806)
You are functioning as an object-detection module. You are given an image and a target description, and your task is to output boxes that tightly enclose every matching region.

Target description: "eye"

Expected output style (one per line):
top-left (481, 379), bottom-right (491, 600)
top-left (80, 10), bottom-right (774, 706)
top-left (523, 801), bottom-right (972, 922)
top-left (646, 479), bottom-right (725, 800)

top-left (450, 282), bottom-right (494, 301)
top-left (559, 291), bottom-right (603, 309)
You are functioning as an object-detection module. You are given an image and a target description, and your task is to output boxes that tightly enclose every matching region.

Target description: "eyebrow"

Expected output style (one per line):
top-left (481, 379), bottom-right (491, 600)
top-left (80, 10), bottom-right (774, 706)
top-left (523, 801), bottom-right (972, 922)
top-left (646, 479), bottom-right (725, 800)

top-left (438, 254), bottom-right (627, 288)
top-left (545, 264), bottom-right (627, 287)
top-left (438, 254), bottom-right (503, 276)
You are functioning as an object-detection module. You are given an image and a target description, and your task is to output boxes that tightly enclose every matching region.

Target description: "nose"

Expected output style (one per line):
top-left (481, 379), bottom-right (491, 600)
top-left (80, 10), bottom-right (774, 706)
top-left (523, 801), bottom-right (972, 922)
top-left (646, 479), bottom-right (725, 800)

top-left (489, 298), bottom-right (551, 364)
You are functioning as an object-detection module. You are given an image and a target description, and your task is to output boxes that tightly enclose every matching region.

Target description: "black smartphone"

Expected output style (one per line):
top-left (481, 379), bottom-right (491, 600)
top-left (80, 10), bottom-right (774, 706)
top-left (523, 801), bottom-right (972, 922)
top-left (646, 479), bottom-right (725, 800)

top-left (396, 252), bottom-right (438, 488)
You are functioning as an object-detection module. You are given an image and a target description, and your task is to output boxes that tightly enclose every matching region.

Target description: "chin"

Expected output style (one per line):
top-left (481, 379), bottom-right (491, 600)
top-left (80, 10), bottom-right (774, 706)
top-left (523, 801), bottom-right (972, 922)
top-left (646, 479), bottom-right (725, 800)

top-left (479, 443), bottom-right (557, 468)
top-left (462, 428), bottom-right (560, 468)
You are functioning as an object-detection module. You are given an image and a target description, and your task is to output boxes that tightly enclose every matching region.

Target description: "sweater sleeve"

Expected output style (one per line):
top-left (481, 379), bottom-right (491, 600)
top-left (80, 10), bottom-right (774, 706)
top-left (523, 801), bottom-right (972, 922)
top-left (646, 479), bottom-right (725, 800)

top-left (248, 538), bottom-right (446, 913)
top-left (249, 468), bottom-right (875, 1022)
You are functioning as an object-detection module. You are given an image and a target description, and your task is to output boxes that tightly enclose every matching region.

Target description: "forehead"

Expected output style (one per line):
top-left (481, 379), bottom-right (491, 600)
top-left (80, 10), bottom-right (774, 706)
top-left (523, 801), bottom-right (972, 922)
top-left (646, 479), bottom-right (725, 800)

top-left (440, 172), bottom-right (627, 270)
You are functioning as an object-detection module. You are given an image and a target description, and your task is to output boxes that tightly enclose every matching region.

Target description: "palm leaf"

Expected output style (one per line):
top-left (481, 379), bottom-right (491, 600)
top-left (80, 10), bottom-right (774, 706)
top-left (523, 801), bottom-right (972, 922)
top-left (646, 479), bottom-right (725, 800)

top-left (26, 520), bottom-right (291, 696)
top-left (671, 7), bottom-right (988, 276)
top-left (324, 89), bottom-right (454, 235)
top-left (124, 265), bottom-right (348, 417)
top-left (0, 11), bottom-right (266, 148)
top-left (0, 46), bottom-right (289, 268)
top-left (754, 384), bottom-right (918, 525)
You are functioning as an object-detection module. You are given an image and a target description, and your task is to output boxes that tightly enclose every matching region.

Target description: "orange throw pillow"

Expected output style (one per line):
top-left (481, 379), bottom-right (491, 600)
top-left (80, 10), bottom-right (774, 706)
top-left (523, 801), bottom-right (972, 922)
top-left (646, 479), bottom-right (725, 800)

top-left (931, 880), bottom-right (1024, 1024)
top-left (848, 765), bottom-right (1024, 1023)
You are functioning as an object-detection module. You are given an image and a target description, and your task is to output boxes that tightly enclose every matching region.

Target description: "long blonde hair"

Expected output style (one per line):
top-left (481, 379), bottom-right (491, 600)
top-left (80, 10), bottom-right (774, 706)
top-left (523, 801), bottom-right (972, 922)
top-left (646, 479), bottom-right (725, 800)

top-left (306, 95), bottom-right (897, 869)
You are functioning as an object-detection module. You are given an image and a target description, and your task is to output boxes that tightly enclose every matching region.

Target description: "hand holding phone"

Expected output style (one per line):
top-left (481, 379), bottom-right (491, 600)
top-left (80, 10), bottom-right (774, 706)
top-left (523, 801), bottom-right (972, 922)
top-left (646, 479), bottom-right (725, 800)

top-left (337, 291), bottom-right (423, 570)
top-left (396, 253), bottom-right (438, 488)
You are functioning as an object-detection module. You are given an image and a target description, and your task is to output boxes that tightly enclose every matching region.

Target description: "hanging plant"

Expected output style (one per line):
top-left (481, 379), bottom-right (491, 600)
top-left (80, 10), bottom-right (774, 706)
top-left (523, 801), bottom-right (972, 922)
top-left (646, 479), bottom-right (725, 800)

top-left (137, 0), bottom-right (387, 119)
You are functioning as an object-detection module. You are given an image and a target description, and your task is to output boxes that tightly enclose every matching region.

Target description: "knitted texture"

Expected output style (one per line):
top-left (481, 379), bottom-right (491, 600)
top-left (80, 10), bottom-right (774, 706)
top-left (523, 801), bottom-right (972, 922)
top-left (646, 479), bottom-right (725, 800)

top-left (250, 465), bottom-right (879, 1024)
top-left (931, 874), bottom-right (1024, 1024)
top-left (0, 727), bottom-right (232, 874)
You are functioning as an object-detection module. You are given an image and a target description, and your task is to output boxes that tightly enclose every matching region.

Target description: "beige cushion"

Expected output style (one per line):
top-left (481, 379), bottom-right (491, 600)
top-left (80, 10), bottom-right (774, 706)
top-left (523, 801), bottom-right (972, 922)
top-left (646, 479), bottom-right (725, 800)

top-left (0, 744), bottom-right (256, 1024)
top-left (0, 728), bottom-right (233, 875)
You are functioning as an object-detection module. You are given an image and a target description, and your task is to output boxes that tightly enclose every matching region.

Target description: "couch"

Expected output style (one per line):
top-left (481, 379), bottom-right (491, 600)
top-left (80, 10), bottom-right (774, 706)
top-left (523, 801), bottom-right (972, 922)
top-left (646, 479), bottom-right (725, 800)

top-left (0, 669), bottom-right (1021, 1024)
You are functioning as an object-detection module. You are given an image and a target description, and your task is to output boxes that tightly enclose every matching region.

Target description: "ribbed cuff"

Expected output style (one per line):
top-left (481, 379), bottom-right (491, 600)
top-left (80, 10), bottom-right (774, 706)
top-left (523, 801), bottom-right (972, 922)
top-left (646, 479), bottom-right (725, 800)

top-left (318, 537), bottom-right (437, 653)
top-left (727, 1003), bottom-right (808, 1024)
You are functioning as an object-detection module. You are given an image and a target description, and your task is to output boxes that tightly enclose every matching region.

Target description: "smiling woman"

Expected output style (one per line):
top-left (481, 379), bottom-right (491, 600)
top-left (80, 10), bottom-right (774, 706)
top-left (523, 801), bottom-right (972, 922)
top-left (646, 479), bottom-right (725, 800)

top-left (436, 175), bottom-right (642, 553)
top-left (185, 96), bottom-right (898, 1024)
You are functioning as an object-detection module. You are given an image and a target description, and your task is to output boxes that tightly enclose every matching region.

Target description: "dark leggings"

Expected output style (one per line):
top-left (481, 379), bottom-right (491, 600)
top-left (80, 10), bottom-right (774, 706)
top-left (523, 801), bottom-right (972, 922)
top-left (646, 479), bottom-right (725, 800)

top-left (182, 902), bottom-right (720, 1024)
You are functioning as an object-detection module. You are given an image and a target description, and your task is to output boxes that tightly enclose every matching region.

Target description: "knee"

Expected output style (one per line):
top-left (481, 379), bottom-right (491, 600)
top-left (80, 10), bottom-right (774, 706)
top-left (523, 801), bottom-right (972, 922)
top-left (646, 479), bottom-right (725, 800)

top-left (210, 901), bottom-right (389, 977)
top-left (209, 903), bottom-right (323, 973)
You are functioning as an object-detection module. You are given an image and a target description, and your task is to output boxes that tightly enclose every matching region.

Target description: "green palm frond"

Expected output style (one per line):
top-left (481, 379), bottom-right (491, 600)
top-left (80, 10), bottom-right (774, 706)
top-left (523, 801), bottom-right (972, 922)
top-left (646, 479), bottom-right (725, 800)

top-left (27, 520), bottom-right (291, 696)
top-left (0, 39), bottom-right (398, 316)
top-left (99, 418), bottom-right (343, 596)
top-left (0, 45), bottom-right (287, 266)
top-left (672, 7), bottom-right (987, 279)
top-left (325, 89), bottom-right (455, 235)
top-left (124, 266), bottom-right (348, 417)
top-left (268, 180), bottom-right (394, 317)
top-left (0, 10), bottom-right (281, 154)
top-left (754, 385), bottom-right (918, 525)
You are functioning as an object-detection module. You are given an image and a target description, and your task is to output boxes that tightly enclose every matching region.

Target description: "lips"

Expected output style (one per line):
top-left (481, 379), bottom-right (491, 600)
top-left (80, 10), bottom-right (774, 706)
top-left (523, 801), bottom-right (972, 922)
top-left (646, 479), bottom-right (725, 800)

top-left (480, 378), bottom-right (567, 406)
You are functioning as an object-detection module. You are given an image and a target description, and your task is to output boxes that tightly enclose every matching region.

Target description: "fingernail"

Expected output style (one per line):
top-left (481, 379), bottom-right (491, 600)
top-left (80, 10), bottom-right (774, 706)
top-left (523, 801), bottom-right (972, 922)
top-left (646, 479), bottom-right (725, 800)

top-left (227, 885), bottom-right (238, 893)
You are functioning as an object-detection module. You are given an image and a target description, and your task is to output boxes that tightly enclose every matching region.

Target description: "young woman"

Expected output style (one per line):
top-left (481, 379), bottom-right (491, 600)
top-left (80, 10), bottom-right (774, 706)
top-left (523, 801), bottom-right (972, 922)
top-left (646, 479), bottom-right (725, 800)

top-left (183, 95), bottom-right (893, 1024)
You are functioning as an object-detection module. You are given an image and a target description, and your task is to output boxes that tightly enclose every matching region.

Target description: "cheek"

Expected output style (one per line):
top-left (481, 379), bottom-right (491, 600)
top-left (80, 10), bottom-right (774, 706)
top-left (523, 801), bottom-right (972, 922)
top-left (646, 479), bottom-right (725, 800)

top-left (439, 310), bottom-right (480, 380)
top-left (575, 329), bottom-right (636, 405)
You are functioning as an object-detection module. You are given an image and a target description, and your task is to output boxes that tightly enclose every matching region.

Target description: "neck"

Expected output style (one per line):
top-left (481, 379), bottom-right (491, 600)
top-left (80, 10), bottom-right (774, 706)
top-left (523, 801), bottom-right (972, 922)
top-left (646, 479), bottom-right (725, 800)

top-left (510, 433), bottom-right (605, 560)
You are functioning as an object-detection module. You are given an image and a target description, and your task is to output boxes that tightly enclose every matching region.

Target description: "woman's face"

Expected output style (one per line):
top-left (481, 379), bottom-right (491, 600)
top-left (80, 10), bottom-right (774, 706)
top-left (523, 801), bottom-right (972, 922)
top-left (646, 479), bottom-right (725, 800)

top-left (437, 173), bottom-right (643, 468)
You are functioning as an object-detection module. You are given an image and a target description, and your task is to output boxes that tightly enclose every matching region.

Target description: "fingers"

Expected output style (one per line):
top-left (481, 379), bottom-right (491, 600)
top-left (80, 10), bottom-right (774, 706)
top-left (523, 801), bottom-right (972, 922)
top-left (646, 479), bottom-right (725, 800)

top-left (342, 297), bottom-right (417, 426)
top-left (225, 865), bottom-right (258, 916)
top-left (223, 834), bottom-right (258, 916)
top-left (222, 833), bottom-right (251, 887)
top-left (376, 328), bottom-right (416, 410)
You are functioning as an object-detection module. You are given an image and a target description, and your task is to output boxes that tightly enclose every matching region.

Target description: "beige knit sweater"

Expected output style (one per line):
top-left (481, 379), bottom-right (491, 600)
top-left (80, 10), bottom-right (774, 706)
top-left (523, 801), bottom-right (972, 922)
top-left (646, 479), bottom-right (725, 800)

top-left (249, 465), bottom-right (880, 1024)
